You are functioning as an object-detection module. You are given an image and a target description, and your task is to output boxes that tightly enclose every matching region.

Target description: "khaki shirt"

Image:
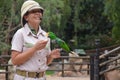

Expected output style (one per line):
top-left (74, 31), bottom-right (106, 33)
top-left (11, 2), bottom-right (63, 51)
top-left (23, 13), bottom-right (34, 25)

top-left (11, 23), bottom-right (51, 72)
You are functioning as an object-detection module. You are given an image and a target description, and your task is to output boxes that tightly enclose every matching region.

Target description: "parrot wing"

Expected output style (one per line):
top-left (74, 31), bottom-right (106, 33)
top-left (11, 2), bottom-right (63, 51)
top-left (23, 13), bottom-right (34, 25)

top-left (56, 38), bottom-right (70, 52)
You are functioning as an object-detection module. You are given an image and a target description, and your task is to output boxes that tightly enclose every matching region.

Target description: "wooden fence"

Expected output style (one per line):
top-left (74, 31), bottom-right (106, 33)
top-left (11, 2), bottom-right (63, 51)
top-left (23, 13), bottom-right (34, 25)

top-left (90, 39), bottom-right (120, 80)
top-left (0, 55), bottom-right (90, 80)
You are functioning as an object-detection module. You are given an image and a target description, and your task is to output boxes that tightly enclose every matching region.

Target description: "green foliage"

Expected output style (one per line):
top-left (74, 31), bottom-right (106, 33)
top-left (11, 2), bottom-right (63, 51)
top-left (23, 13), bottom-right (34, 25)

top-left (0, 42), bottom-right (10, 54)
top-left (112, 25), bottom-right (120, 43)
top-left (0, 0), bottom-right (118, 54)
top-left (37, 0), bottom-right (64, 33)
top-left (104, 0), bottom-right (120, 43)
top-left (0, 0), bottom-right (65, 54)
top-left (0, 0), bottom-right (23, 54)
top-left (63, 0), bottom-right (113, 49)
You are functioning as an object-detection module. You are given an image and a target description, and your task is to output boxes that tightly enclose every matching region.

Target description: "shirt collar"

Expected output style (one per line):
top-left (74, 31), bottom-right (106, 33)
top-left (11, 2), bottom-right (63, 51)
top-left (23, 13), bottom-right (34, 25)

top-left (24, 23), bottom-right (46, 36)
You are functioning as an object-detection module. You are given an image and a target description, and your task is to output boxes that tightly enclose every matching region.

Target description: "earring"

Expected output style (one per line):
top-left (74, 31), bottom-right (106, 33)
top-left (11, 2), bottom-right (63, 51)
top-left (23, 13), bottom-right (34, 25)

top-left (26, 18), bottom-right (28, 21)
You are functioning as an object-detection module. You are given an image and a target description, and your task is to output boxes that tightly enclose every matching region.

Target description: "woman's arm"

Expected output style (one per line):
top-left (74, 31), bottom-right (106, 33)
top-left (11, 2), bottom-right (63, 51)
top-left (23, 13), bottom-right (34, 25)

top-left (47, 49), bottom-right (60, 65)
top-left (12, 40), bottom-right (48, 65)
top-left (11, 47), bottom-right (36, 65)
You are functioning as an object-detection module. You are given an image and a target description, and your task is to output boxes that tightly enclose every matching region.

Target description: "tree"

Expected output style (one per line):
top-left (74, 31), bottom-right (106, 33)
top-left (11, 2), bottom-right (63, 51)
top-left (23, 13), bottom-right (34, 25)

top-left (0, 0), bottom-right (117, 55)
top-left (62, 0), bottom-right (113, 49)
top-left (0, 0), bottom-right (65, 54)
top-left (104, 0), bottom-right (120, 43)
top-left (0, 0), bottom-right (23, 54)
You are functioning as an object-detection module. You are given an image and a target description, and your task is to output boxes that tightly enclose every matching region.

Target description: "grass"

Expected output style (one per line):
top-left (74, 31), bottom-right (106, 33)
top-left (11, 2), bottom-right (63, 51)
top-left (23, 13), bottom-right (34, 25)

top-left (0, 66), bottom-right (4, 69)
top-left (46, 71), bottom-right (55, 75)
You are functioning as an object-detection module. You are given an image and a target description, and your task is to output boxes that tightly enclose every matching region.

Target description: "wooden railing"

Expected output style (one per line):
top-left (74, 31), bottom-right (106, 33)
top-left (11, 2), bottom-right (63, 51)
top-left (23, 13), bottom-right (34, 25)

top-left (0, 55), bottom-right (90, 80)
top-left (90, 39), bottom-right (120, 80)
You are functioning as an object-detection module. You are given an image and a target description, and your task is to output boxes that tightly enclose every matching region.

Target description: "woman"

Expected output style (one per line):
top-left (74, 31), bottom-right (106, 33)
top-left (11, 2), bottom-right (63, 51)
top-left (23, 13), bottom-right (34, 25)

top-left (11, 0), bottom-right (60, 80)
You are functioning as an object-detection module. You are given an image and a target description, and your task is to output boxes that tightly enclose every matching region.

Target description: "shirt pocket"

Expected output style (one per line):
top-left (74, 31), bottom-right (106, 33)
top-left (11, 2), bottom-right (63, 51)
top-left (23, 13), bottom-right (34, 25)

top-left (24, 42), bottom-right (34, 48)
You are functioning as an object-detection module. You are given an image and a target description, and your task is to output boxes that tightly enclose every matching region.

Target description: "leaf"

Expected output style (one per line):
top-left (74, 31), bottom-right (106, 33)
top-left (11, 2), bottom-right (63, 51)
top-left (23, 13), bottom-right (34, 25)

top-left (24, 42), bottom-right (34, 48)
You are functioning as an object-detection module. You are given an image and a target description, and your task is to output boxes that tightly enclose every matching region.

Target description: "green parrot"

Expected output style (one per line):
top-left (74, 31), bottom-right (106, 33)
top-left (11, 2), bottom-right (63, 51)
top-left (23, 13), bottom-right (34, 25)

top-left (46, 32), bottom-right (72, 53)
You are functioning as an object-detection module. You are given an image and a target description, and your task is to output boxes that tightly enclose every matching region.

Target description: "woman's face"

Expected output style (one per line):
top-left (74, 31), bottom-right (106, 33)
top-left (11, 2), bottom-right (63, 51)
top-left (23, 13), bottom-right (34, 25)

top-left (24, 9), bottom-right (43, 26)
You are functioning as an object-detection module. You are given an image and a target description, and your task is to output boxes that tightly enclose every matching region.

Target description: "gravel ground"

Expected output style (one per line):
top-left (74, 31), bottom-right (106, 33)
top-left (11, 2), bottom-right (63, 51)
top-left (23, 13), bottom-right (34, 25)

top-left (46, 76), bottom-right (90, 80)
top-left (0, 74), bottom-right (90, 80)
top-left (0, 74), bottom-right (5, 80)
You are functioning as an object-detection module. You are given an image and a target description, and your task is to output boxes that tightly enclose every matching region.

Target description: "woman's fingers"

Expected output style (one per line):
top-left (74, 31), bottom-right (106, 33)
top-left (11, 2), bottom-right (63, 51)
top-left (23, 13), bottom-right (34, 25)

top-left (34, 40), bottom-right (48, 51)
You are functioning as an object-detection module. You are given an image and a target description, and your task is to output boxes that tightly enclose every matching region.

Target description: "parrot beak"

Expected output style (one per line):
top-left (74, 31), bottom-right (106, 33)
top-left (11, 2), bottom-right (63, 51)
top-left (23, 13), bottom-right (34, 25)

top-left (46, 32), bottom-right (49, 37)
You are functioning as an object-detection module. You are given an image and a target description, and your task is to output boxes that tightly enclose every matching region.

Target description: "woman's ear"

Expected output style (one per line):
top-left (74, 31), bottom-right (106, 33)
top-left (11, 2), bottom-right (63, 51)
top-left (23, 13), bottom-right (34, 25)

top-left (24, 15), bottom-right (28, 21)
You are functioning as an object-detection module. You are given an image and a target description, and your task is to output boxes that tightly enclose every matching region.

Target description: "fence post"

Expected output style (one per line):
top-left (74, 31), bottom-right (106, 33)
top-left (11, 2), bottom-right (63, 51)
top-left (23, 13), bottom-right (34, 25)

top-left (5, 66), bottom-right (8, 80)
top-left (90, 54), bottom-right (94, 80)
top-left (94, 39), bottom-right (100, 80)
top-left (61, 58), bottom-right (64, 77)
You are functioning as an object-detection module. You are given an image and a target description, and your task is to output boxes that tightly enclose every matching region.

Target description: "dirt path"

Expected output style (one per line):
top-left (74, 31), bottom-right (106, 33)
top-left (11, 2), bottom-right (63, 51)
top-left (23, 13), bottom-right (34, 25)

top-left (0, 74), bottom-right (90, 80)
top-left (46, 75), bottom-right (90, 80)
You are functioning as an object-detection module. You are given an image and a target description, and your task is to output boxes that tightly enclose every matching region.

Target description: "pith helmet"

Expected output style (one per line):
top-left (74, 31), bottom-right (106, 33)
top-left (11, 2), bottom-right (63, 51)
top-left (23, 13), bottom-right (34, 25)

top-left (21, 0), bottom-right (44, 26)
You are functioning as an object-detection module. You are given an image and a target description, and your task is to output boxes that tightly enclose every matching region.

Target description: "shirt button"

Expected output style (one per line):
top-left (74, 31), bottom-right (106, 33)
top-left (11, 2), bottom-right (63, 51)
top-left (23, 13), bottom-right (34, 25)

top-left (38, 68), bottom-right (40, 70)
top-left (38, 59), bottom-right (40, 62)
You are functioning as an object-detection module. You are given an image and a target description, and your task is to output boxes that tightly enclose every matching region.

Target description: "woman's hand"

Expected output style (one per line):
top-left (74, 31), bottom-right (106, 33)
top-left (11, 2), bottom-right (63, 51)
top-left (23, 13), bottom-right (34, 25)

top-left (50, 49), bottom-right (61, 59)
top-left (47, 49), bottom-right (61, 65)
top-left (33, 40), bottom-right (48, 51)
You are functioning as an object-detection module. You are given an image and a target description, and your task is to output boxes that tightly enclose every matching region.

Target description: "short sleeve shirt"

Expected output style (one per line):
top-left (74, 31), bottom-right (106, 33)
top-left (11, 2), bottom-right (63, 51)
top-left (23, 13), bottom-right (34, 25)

top-left (11, 23), bottom-right (51, 72)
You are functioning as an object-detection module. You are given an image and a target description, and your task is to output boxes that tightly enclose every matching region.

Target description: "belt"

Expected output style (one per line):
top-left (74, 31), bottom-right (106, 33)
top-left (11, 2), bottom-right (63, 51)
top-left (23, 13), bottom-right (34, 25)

top-left (16, 69), bottom-right (45, 78)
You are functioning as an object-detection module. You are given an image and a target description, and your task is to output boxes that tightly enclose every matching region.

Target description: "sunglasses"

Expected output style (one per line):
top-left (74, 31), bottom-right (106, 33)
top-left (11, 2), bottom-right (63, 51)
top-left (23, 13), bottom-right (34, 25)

top-left (28, 9), bottom-right (43, 14)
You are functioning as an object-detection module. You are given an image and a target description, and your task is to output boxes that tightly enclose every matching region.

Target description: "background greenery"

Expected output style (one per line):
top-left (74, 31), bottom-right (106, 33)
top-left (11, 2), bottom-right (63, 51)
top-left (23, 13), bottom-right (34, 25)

top-left (0, 0), bottom-right (120, 55)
